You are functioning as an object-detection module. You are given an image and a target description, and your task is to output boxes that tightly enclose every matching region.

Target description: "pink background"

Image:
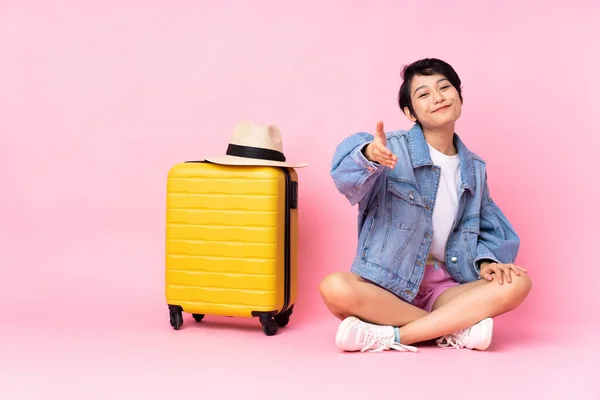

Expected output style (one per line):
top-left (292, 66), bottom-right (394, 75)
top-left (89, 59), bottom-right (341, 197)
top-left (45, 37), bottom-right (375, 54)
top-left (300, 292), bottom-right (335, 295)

top-left (1, 1), bottom-right (599, 399)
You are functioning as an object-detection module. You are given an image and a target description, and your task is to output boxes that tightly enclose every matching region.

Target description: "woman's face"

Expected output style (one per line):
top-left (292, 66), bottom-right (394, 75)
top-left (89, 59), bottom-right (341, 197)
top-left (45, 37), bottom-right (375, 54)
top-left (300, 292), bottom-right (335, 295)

top-left (404, 73), bottom-right (462, 129)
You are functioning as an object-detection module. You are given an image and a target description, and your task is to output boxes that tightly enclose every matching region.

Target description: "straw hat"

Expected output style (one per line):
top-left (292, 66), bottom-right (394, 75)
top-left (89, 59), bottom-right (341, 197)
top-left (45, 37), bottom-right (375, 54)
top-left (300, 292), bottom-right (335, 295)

top-left (204, 121), bottom-right (307, 168)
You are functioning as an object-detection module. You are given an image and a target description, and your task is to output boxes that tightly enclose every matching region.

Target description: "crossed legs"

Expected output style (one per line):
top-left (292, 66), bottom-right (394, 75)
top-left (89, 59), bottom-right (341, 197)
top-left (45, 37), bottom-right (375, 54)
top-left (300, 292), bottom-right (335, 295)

top-left (319, 269), bottom-right (532, 346)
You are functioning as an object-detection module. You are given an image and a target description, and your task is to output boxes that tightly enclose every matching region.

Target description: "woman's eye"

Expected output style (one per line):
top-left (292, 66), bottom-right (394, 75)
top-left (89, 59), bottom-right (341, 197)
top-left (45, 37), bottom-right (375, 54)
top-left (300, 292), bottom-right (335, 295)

top-left (419, 93), bottom-right (428, 98)
top-left (440, 85), bottom-right (450, 90)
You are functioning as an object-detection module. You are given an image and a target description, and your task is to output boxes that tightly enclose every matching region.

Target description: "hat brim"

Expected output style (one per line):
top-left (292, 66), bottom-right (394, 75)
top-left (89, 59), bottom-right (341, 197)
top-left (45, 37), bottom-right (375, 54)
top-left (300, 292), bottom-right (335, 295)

top-left (203, 155), bottom-right (308, 168)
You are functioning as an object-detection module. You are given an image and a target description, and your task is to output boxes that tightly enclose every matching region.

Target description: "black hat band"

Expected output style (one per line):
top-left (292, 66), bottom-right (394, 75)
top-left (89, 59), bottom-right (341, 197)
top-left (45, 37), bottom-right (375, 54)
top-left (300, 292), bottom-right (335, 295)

top-left (226, 143), bottom-right (286, 162)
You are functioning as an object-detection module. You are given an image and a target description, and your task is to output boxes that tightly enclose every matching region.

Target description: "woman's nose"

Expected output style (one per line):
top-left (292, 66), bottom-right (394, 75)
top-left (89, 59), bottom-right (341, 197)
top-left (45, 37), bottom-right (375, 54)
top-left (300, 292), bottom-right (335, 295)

top-left (432, 92), bottom-right (445, 104)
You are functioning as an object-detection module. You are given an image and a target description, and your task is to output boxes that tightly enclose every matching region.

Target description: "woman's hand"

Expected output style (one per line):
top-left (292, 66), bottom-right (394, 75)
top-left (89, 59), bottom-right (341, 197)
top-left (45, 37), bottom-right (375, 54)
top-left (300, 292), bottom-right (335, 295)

top-left (365, 121), bottom-right (397, 168)
top-left (479, 262), bottom-right (528, 284)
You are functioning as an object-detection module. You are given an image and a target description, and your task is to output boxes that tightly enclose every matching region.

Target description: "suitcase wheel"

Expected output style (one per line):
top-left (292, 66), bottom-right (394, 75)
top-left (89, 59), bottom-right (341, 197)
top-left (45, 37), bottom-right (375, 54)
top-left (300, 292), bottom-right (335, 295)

top-left (275, 306), bottom-right (294, 328)
top-left (168, 305), bottom-right (184, 330)
top-left (192, 314), bottom-right (205, 323)
top-left (260, 317), bottom-right (279, 336)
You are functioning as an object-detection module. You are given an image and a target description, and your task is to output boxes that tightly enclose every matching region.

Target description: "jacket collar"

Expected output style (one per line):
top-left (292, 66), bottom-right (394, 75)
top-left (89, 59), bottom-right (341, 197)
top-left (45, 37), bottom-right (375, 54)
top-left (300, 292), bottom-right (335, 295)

top-left (406, 123), bottom-right (476, 194)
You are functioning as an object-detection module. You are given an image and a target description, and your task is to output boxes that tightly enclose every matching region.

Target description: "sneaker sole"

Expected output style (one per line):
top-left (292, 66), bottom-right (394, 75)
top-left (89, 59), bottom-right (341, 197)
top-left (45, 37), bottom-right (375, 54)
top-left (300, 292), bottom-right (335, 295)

top-left (475, 317), bottom-right (494, 350)
top-left (335, 316), bottom-right (360, 349)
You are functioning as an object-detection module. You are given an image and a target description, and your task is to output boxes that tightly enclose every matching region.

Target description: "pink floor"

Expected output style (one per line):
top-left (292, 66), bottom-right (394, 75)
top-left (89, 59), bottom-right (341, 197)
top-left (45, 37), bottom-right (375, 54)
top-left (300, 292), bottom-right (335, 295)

top-left (1, 233), bottom-right (597, 399)
top-left (1, 306), bottom-right (597, 400)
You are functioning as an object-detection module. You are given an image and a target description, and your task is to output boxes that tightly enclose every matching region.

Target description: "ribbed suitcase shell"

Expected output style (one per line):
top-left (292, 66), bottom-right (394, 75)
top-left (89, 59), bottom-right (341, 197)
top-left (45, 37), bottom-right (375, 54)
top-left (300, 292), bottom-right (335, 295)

top-left (165, 161), bottom-right (298, 335)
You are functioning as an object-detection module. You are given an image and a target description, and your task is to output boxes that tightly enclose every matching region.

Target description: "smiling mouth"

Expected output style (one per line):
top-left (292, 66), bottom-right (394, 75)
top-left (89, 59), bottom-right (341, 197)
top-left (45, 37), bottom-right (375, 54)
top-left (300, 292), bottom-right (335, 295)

top-left (433, 105), bottom-right (451, 113)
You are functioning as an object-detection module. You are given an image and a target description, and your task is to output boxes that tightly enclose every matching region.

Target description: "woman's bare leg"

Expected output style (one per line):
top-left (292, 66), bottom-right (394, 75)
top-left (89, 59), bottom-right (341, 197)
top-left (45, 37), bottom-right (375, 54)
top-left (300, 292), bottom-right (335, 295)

top-left (431, 279), bottom-right (488, 310)
top-left (397, 273), bottom-right (532, 345)
top-left (319, 272), bottom-right (427, 326)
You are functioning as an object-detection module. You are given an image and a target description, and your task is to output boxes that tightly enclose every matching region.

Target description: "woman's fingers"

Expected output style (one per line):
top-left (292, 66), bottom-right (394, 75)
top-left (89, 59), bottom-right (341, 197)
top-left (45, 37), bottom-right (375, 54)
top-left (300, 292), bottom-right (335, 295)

top-left (375, 121), bottom-right (387, 144)
top-left (516, 265), bottom-right (528, 273)
top-left (369, 121), bottom-right (398, 168)
top-left (507, 264), bottom-right (531, 282)
top-left (377, 143), bottom-right (392, 156)
top-left (492, 265), bottom-right (504, 284)
top-left (495, 265), bottom-right (512, 283)
top-left (373, 144), bottom-right (396, 167)
top-left (373, 146), bottom-right (390, 160)
top-left (507, 263), bottom-right (521, 278)
top-left (485, 263), bottom-right (530, 286)
top-left (483, 270), bottom-right (494, 281)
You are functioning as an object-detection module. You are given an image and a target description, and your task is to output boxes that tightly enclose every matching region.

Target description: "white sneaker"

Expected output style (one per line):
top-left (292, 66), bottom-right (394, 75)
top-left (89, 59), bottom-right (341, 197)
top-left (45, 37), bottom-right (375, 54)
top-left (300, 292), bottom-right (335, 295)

top-left (335, 316), bottom-right (419, 353)
top-left (436, 317), bottom-right (494, 350)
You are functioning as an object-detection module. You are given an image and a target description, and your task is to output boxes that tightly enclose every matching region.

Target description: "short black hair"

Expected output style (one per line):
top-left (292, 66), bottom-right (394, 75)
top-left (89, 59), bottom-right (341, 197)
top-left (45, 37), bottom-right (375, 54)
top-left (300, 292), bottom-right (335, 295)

top-left (398, 58), bottom-right (463, 121)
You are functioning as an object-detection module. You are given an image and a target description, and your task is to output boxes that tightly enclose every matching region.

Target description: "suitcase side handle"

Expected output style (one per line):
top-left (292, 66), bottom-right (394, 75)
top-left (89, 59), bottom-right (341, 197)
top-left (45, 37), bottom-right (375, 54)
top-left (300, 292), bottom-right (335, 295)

top-left (289, 181), bottom-right (298, 209)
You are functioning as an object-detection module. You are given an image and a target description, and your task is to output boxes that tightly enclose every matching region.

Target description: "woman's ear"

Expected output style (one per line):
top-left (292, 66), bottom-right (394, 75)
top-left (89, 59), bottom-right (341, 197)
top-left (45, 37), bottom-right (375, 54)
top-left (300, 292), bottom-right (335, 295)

top-left (403, 107), bottom-right (417, 122)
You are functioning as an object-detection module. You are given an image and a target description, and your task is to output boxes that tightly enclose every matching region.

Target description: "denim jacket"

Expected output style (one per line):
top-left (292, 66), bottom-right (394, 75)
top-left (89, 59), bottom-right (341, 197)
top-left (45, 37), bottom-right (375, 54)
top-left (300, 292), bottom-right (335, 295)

top-left (330, 123), bottom-right (520, 303)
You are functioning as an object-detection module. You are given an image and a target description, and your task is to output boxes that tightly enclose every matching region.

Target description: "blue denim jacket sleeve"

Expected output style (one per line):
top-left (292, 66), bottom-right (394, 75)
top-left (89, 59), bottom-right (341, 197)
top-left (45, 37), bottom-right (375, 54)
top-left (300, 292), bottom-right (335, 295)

top-left (475, 176), bottom-right (521, 270)
top-left (330, 132), bottom-right (386, 206)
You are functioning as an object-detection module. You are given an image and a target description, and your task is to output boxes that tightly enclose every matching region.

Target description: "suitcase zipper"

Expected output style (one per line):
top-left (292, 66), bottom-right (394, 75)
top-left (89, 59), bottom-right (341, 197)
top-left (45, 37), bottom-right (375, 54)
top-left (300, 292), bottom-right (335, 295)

top-left (279, 167), bottom-right (295, 315)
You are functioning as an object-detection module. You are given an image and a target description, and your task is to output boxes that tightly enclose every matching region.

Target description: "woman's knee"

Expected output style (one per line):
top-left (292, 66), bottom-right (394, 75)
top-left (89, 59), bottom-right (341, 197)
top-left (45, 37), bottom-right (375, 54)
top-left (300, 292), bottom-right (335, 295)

top-left (502, 272), bottom-right (532, 308)
top-left (319, 272), bottom-right (362, 311)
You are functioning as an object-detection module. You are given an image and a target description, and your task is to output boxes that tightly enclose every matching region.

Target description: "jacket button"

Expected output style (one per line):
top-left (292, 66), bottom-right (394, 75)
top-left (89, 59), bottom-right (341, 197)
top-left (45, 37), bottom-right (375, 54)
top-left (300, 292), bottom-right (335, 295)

top-left (451, 256), bottom-right (458, 263)
top-left (409, 192), bottom-right (414, 200)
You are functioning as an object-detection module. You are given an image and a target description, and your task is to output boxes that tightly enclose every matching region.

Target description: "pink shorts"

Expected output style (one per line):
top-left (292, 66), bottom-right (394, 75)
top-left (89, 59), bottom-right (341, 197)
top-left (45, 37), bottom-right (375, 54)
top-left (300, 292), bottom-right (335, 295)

top-left (411, 260), bottom-right (459, 312)
top-left (359, 260), bottom-right (459, 312)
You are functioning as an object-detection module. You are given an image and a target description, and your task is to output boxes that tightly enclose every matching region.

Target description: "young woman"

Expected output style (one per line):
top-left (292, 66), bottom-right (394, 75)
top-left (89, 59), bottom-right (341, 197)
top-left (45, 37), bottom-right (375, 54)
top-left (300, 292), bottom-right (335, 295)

top-left (320, 58), bottom-right (532, 353)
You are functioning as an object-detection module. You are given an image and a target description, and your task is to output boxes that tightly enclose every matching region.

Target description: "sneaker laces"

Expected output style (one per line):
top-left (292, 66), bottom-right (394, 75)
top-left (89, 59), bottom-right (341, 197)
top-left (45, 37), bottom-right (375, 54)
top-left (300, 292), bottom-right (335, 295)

top-left (436, 327), bottom-right (471, 349)
top-left (358, 325), bottom-right (418, 353)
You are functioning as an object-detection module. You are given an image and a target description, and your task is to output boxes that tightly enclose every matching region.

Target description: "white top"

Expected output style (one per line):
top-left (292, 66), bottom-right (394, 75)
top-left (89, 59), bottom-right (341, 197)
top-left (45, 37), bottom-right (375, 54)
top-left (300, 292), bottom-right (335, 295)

top-left (427, 143), bottom-right (462, 262)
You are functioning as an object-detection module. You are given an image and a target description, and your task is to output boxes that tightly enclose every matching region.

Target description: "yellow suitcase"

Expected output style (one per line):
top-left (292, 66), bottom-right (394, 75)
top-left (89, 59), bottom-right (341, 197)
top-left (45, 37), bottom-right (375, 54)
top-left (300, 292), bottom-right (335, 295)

top-left (164, 161), bottom-right (298, 335)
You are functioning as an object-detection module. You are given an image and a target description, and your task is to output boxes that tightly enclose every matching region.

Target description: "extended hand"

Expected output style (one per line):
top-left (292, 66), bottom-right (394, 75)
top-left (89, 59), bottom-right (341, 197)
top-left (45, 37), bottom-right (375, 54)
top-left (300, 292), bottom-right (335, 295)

top-left (365, 121), bottom-right (397, 168)
top-left (480, 262), bottom-right (528, 285)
